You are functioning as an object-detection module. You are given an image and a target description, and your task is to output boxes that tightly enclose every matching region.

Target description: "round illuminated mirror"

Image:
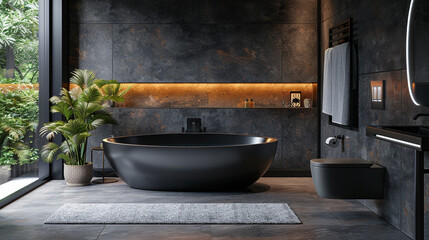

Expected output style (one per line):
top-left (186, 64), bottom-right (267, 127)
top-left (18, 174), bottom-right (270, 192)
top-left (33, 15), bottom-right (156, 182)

top-left (406, 0), bottom-right (429, 106)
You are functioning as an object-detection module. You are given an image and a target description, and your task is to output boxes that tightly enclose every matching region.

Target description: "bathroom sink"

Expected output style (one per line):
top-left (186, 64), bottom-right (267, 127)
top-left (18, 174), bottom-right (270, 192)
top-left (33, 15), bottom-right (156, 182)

top-left (366, 125), bottom-right (429, 151)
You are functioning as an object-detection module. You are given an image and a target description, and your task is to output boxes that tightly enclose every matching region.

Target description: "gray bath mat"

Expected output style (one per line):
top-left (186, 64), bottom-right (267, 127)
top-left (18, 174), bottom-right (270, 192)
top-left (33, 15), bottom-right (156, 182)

top-left (45, 203), bottom-right (301, 224)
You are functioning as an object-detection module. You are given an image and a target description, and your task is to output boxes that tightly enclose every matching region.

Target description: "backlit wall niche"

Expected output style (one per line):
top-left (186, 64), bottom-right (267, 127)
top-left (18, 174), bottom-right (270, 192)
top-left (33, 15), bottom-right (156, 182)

top-left (106, 83), bottom-right (317, 108)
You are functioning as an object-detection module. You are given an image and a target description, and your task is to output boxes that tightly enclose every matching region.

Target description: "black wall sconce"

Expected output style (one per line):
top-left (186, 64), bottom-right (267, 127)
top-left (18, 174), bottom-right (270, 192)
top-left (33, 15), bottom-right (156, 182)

top-left (371, 80), bottom-right (385, 110)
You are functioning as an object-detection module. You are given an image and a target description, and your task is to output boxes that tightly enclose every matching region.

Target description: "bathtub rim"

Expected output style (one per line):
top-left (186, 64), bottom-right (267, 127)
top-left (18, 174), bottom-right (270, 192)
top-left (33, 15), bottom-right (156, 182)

top-left (102, 132), bottom-right (278, 149)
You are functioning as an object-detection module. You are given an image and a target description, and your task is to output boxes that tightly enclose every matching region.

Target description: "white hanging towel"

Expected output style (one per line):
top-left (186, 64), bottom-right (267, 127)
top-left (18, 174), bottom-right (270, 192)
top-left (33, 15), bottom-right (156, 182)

top-left (322, 47), bottom-right (333, 115)
top-left (322, 42), bottom-right (351, 126)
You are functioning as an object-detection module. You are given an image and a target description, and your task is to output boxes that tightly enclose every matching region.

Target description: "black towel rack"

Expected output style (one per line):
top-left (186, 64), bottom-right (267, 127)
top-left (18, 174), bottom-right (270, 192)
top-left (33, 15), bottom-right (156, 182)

top-left (329, 18), bottom-right (352, 47)
top-left (326, 18), bottom-right (358, 130)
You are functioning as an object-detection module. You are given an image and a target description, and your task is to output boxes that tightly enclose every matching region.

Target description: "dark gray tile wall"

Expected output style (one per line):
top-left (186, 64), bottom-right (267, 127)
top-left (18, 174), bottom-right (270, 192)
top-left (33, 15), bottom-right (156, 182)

top-left (320, 0), bottom-right (428, 238)
top-left (69, 24), bottom-right (113, 79)
top-left (112, 24), bottom-right (199, 82)
top-left (282, 24), bottom-right (318, 83)
top-left (69, 0), bottom-right (318, 172)
top-left (200, 0), bottom-right (317, 24)
top-left (199, 24), bottom-right (282, 83)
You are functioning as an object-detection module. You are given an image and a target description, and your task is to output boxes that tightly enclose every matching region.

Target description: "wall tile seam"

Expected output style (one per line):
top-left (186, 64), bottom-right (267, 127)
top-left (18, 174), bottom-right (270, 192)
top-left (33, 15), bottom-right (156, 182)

top-left (320, 6), bottom-right (351, 24)
top-left (357, 69), bottom-right (406, 76)
top-left (71, 23), bottom-right (318, 26)
top-left (196, 0), bottom-right (202, 24)
top-left (111, 23), bottom-right (114, 83)
top-left (99, 108), bottom-right (319, 110)
top-left (280, 23), bottom-right (284, 94)
top-left (400, 148), bottom-right (404, 235)
top-left (317, 0), bottom-right (322, 158)
top-left (70, 22), bottom-right (319, 25)
top-left (399, 71), bottom-right (405, 236)
top-left (197, 18), bottom-right (200, 84)
top-left (280, 108), bottom-right (284, 168)
top-left (400, 71), bottom-right (403, 127)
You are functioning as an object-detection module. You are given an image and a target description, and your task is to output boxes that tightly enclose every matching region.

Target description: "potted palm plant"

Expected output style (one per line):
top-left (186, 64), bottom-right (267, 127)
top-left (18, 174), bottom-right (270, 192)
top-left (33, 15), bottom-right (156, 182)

top-left (40, 69), bottom-right (129, 186)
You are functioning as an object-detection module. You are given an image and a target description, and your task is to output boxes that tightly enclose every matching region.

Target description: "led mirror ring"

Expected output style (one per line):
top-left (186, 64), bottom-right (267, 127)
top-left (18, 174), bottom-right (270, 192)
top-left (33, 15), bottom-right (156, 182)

top-left (406, 0), bottom-right (418, 106)
top-left (405, 0), bottom-right (429, 106)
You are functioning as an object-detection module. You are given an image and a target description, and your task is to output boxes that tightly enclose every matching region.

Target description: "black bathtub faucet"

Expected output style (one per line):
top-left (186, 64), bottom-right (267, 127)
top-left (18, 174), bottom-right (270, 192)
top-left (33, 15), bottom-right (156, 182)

top-left (184, 118), bottom-right (206, 132)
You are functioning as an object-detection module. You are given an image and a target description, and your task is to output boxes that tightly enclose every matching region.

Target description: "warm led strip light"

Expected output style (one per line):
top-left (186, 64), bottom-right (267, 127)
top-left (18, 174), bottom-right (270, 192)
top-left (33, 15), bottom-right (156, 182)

top-left (375, 134), bottom-right (421, 149)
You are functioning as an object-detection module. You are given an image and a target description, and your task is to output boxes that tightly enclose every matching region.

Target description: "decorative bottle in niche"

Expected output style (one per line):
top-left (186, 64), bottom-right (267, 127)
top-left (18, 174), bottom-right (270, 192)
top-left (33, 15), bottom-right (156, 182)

top-left (249, 99), bottom-right (255, 108)
top-left (244, 99), bottom-right (249, 108)
top-left (304, 98), bottom-right (311, 108)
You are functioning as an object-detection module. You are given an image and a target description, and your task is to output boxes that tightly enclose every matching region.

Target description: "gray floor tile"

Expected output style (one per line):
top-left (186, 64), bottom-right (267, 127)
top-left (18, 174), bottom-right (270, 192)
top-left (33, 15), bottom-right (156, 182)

top-left (0, 178), bottom-right (411, 240)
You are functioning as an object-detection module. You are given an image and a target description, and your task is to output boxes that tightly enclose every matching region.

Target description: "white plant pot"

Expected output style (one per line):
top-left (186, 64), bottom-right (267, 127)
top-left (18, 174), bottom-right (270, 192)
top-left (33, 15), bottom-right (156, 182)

top-left (0, 165), bottom-right (11, 185)
top-left (63, 163), bottom-right (93, 186)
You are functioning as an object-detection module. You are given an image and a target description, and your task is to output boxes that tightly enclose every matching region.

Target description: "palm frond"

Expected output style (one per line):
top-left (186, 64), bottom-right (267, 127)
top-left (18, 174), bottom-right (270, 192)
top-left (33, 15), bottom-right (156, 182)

top-left (51, 101), bottom-right (73, 120)
top-left (118, 85), bottom-right (131, 97)
top-left (69, 87), bottom-right (82, 102)
top-left (60, 88), bottom-right (76, 107)
top-left (94, 79), bottom-right (118, 89)
top-left (101, 84), bottom-right (131, 103)
top-left (70, 69), bottom-right (97, 89)
top-left (57, 153), bottom-right (71, 164)
top-left (90, 110), bottom-right (117, 125)
top-left (49, 96), bottom-right (62, 104)
top-left (41, 142), bottom-right (60, 163)
top-left (89, 119), bottom-right (105, 130)
top-left (9, 142), bottom-right (30, 163)
top-left (3, 125), bottom-right (26, 141)
top-left (74, 102), bottom-right (103, 120)
top-left (39, 121), bottom-right (65, 139)
top-left (59, 140), bottom-right (71, 155)
top-left (104, 95), bottom-right (125, 103)
top-left (57, 119), bottom-right (88, 140)
top-left (72, 132), bottom-right (92, 147)
top-left (79, 87), bottom-right (101, 104)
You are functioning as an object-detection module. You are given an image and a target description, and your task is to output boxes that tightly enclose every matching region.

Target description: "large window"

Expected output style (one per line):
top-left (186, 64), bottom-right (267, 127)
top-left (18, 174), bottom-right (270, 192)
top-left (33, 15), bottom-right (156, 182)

top-left (0, 0), bottom-right (40, 201)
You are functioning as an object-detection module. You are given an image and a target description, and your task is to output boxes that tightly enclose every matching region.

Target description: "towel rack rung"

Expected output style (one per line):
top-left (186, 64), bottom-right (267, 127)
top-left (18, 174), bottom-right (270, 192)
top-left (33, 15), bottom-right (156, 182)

top-left (330, 26), bottom-right (350, 35)
top-left (329, 22), bottom-right (349, 31)
top-left (330, 36), bottom-right (350, 44)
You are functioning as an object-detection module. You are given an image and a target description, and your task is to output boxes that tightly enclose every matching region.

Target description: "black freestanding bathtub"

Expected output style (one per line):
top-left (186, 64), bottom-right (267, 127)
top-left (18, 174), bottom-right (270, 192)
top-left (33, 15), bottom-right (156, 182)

top-left (102, 133), bottom-right (277, 191)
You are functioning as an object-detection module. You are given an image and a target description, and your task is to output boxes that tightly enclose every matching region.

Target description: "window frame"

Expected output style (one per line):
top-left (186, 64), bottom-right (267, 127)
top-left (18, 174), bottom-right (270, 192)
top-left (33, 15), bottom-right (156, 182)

top-left (0, 0), bottom-right (68, 208)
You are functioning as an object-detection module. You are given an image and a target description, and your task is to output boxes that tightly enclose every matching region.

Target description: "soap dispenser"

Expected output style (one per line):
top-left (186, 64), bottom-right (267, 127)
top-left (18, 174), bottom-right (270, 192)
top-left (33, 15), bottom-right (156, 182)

top-left (244, 99), bottom-right (249, 108)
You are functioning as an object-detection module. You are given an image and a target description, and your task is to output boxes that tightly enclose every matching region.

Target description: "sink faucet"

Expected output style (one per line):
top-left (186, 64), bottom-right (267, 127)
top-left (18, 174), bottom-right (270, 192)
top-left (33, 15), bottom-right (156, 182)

top-left (413, 113), bottom-right (429, 120)
top-left (183, 118), bottom-right (206, 132)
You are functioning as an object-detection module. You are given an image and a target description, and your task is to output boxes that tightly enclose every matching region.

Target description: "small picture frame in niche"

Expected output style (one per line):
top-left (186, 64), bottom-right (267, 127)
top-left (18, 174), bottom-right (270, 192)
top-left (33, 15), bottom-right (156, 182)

top-left (290, 91), bottom-right (301, 108)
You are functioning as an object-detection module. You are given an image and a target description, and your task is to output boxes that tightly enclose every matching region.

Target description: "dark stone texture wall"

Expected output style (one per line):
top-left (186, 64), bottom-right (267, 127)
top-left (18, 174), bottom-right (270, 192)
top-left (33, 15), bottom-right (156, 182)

top-left (69, 0), bottom-right (318, 173)
top-left (321, 0), bottom-right (428, 238)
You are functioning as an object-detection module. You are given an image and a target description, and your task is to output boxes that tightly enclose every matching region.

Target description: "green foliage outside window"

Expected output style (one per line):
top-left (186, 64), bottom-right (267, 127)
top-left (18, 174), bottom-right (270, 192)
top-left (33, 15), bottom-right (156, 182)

top-left (0, 89), bottom-right (39, 166)
top-left (0, 0), bottom-right (39, 83)
top-left (0, 0), bottom-right (40, 167)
